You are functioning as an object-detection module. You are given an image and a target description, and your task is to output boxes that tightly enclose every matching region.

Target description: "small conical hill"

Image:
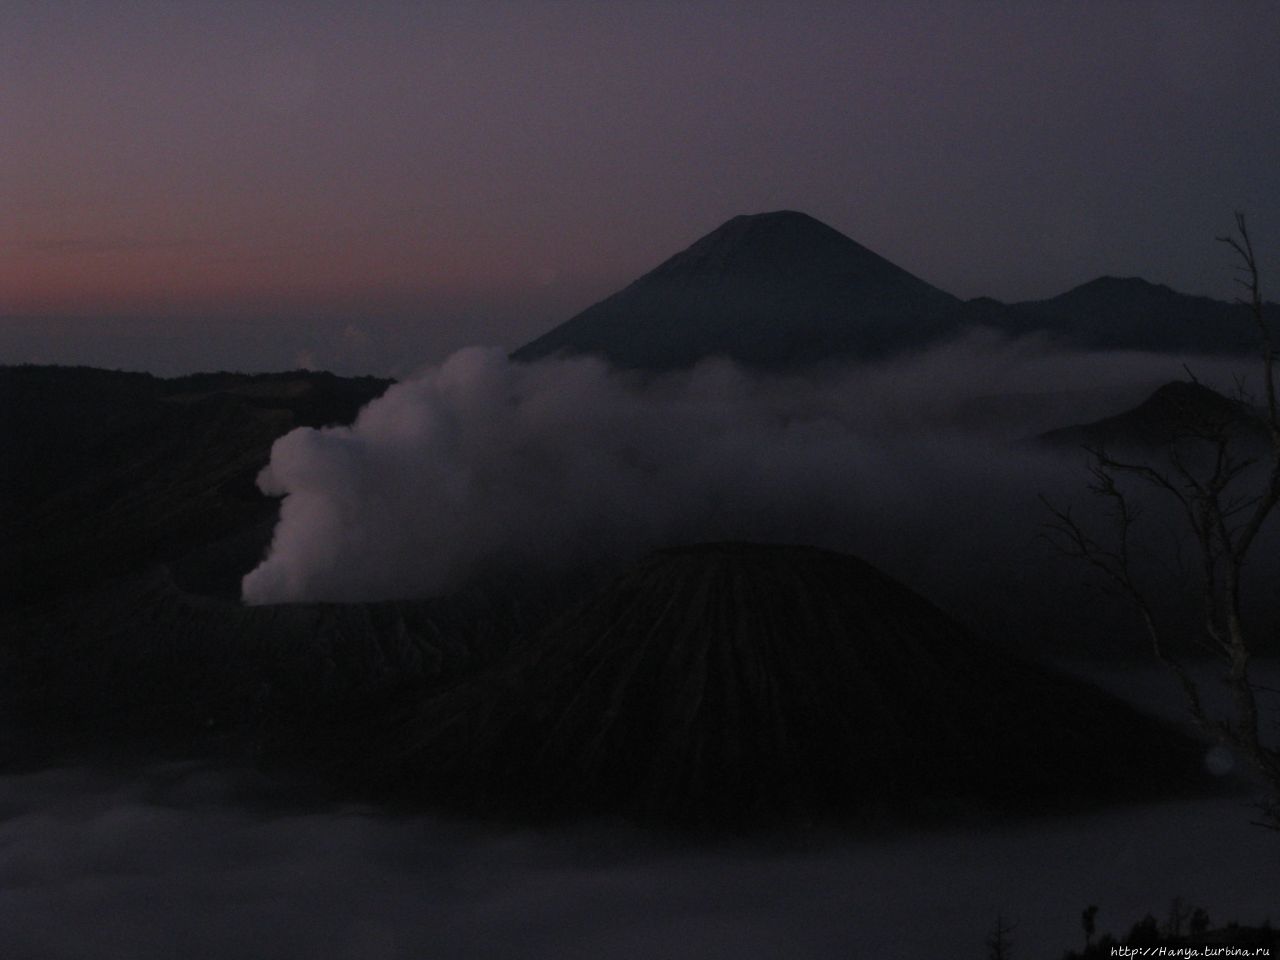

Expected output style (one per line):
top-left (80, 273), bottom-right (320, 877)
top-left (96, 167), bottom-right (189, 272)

top-left (377, 542), bottom-right (1205, 824)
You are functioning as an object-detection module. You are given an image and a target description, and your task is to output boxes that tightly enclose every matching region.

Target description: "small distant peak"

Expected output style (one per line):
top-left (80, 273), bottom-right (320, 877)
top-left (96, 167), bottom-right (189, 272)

top-left (1152, 378), bottom-right (1211, 395)
top-left (1132, 380), bottom-right (1253, 426)
top-left (1076, 275), bottom-right (1171, 294)
top-left (1090, 274), bottom-right (1149, 285)
top-left (1148, 379), bottom-right (1232, 404)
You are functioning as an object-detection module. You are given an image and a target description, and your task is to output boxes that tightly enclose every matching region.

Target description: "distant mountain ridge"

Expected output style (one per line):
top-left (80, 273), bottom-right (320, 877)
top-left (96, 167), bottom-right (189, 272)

top-left (514, 212), bottom-right (1271, 370)
top-left (1010, 275), bottom-right (1271, 355)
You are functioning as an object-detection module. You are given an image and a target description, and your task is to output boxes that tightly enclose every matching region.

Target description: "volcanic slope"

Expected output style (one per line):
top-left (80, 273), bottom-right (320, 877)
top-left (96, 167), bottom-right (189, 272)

top-left (512, 210), bottom-right (964, 370)
top-left (1037, 379), bottom-right (1269, 450)
top-left (371, 542), bottom-right (1206, 826)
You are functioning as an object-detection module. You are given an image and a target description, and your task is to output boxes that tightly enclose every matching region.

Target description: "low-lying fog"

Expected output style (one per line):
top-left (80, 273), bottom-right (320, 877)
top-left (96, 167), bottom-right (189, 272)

top-left (5, 666), bottom-right (1275, 958)
top-left (0, 759), bottom-right (1268, 958)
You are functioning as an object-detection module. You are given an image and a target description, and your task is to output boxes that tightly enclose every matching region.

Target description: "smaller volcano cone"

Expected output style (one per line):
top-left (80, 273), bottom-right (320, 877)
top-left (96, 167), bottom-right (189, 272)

top-left (1038, 380), bottom-right (1267, 450)
top-left (377, 543), bottom-right (1205, 825)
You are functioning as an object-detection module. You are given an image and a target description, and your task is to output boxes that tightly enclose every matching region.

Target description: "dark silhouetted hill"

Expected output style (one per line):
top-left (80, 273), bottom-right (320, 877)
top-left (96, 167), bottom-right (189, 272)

top-left (1, 365), bottom-right (391, 603)
top-left (512, 211), bottom-right (964, 369)
top-left (1037, 379), bottom-right (1268, 450)
top-left (1012, 275), bottom-right (1275, 355)
top-left (366, 542), bottom-right (1207, 825)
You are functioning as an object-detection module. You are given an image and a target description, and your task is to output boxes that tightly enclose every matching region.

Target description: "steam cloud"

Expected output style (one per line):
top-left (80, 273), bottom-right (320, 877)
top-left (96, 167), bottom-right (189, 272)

top-left (243, 336), bottom-right (1254, 606)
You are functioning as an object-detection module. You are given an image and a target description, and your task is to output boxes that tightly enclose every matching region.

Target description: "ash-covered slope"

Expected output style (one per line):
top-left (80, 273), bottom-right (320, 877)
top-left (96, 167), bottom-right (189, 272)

top-left (374, 543), bottom-right (1205, 825)
top-left (512, 211), bottom-right (963, 370)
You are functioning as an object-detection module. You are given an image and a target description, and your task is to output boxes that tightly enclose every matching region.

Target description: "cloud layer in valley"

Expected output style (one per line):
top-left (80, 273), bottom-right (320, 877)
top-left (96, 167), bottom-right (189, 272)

top-left (0, 757), bottom-right (1271, 960)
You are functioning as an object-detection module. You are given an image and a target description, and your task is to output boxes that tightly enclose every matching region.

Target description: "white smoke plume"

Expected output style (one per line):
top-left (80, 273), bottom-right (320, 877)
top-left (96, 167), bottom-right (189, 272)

top-left (242, 336), bottom-right (1255, 605)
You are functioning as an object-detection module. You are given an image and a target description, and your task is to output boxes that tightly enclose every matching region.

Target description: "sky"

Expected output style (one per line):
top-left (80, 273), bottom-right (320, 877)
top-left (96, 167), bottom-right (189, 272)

top-left (3, 0), bottom-right (1280, 375)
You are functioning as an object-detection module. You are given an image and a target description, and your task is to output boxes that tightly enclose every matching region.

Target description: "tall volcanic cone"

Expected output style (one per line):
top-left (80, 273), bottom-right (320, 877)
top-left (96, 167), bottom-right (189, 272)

top-left (512, 211), bottom-right (964, 370)
top-left (372, 543), bottom-right (1204, 825)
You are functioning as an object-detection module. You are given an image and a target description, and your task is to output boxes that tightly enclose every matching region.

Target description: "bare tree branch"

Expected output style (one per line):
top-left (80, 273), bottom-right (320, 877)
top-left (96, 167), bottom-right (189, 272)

top-left (1045, 215), bottom-right (1280, 827)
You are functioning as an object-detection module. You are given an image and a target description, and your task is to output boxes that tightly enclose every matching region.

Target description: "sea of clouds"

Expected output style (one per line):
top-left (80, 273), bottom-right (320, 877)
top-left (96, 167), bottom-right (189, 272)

top-left (0, 756), bottom-right (1270, 960)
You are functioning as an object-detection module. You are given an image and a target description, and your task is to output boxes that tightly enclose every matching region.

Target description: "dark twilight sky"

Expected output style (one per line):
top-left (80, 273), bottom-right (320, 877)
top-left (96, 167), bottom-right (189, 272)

top-left (3, 1), bottom-right (1279, 376)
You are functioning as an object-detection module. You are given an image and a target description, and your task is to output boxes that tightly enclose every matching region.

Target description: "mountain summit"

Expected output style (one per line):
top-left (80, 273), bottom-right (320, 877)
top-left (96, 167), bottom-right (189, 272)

top-left (512, 211), bottom-right (963, 370)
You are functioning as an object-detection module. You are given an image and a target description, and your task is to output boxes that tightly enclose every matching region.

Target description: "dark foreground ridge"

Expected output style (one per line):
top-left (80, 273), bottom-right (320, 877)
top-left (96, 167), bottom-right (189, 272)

top-left (0, 365), bottom-right (601, 768)
top-left (1, 364), bottom-right (392, 603)
top-left (353, 542), bottom-right (1208, 826)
